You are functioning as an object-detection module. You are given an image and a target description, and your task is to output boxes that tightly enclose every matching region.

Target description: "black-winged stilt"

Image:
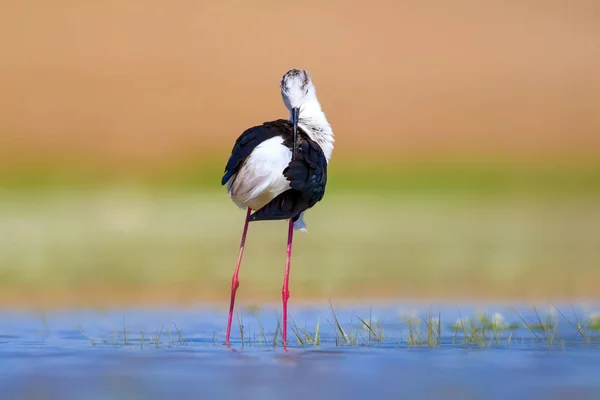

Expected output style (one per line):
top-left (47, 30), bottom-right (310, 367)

top-left (221, 69), bottom-right (334, 346)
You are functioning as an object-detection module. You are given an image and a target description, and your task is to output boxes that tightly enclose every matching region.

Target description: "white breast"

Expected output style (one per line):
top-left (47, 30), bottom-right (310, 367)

top-left (227, 136), bottom-right (292, 211)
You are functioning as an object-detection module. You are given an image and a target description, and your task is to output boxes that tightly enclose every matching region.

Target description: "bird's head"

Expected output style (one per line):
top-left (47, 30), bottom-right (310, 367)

top-left (280, 69), bottom-right (317, 113)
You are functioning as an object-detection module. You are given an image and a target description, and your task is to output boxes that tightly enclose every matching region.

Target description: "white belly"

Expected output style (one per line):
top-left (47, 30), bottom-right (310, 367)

top-left (226, 136), bottom-right (292, 210)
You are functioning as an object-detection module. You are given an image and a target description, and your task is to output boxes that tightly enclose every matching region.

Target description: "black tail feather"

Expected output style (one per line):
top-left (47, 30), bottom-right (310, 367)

top-left (248, 190), bottom-right (305, 222)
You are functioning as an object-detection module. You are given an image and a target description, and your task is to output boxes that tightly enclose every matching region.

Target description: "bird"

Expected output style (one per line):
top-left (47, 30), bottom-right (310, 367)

top-left (221, 69), bottom-right (334, 346)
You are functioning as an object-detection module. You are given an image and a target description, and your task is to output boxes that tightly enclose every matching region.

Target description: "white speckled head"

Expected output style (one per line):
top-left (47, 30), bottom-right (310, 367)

top-left (280, 69), bottom-right (317, 111)
top-left (279, 68), bottom-right (335, 165)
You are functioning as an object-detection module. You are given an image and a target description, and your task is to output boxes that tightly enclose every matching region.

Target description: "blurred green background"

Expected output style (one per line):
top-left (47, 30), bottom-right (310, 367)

top-left (1, 0), bottom-right (599, 308)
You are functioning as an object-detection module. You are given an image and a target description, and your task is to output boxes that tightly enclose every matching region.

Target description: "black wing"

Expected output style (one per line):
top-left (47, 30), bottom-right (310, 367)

top-left (221, 120), bottom-right (291, 186)
top-left (249, 136), bottom-right (328, 222)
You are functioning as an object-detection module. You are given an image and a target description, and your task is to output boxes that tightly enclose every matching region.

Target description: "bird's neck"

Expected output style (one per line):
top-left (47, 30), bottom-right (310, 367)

top-left (291, 100), bottom-right (335, 162)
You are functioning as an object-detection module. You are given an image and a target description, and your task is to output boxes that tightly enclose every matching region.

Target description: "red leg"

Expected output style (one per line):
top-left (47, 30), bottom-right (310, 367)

top-left (225, 208), bottom-right (251, 346)
top-left (282, 219), bottom-right (294, 346)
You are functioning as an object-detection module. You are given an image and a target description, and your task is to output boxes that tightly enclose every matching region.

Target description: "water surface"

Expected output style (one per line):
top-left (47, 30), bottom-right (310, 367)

top-left (1, 303), bottom-right (600, 399)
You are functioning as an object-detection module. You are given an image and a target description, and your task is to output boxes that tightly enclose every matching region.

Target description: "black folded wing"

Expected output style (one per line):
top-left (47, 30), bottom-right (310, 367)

top-left (221, 120), bottom-right (290, 186)
top-left (249, 136), bottom-right (328, 222)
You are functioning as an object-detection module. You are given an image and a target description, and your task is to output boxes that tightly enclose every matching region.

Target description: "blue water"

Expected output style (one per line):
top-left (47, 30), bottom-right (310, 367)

top-left (1, 303), bottom-right (600, 399)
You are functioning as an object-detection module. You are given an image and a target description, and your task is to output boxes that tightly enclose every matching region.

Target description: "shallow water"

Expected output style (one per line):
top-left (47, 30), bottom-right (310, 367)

top-left (1, 303), bottom-right (600, 399)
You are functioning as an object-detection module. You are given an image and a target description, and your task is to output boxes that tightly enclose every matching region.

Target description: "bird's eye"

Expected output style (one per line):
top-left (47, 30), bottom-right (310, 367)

top-left (305, 89), bottom-right (309, 94)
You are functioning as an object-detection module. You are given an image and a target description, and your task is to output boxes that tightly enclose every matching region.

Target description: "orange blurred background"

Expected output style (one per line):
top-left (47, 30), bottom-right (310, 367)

top-left (1, 0), bottom-right (599, 171)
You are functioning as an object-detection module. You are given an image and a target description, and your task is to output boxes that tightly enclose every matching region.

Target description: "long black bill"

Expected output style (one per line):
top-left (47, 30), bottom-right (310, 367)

top-left (291, 107), bottom-right (299, 160)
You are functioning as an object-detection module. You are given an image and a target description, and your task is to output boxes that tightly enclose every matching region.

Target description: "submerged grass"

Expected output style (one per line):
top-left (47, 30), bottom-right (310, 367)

top-left (78, 325), bottom-right (96, 346)
top-left (155, 325), bottom-right (164, 349)
top-left (173, 322), bottom-right (184, 344)
top-left (76, 305), bottom-right (600, 350)
top-left (329, 301), bottom-right (351, 346)
top-left (405, 311), bottom-right (441, 348)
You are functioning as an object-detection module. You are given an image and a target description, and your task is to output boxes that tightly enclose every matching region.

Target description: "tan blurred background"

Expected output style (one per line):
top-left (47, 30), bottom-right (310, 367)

top-left (1, 0), bottom-right (599, 168)
top-left (0, 0), bottom-right (599, 308)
